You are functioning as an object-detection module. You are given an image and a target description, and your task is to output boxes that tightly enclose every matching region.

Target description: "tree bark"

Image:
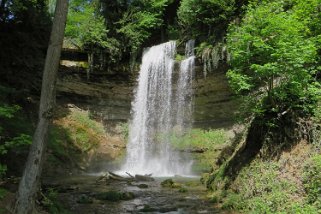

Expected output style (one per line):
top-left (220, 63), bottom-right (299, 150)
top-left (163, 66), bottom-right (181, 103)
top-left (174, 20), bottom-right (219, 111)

top-left (14, 1), bottom-right (68, 213)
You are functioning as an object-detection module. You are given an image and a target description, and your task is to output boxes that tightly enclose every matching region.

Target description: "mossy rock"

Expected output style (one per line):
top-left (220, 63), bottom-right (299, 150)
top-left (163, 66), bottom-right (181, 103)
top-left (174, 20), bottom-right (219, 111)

top-left (137, 184), bottom-right (149, 189)
top-left (161, 179), bottom-right (183, 188)
top-left (178, 187), bottom-right (188, 193)
top-left (121, 192), bottom-right (135, 200)
top-left (77, 194), bottom-right (93, 204)
top-left (172, 182), bottom-right (182, 188)
top-left (161, 179), bottom-right (174, 187)
top-left (95, 191), bottom-right (135, 201)
top-left (139, 205), bottom-right (157, 212)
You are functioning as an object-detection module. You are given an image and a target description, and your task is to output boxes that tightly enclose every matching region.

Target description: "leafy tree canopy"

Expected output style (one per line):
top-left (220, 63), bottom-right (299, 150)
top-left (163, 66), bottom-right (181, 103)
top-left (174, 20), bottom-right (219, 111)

top-left (178, 0), bottom-right (236, 39)
top-left (65, 0), bottom-right (108, 51)
top-left (118, 0), bottom-right (171, 52)
top-left (226, 0), bottom-right (321, 117)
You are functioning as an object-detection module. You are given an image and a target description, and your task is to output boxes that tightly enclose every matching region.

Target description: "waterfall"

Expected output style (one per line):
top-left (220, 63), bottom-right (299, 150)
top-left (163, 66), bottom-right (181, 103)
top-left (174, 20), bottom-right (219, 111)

top-left (175, 40), bottom-right (195, 134)
top-left (119, 41), bottom-right (194, 176)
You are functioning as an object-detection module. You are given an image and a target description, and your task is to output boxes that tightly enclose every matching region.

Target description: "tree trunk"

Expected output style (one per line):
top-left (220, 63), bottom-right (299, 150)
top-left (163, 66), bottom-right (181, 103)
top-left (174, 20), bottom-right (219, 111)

top-left (87, 52), bottom-right (94, 80)
top-left (14, 0), bottom-right (68, 213)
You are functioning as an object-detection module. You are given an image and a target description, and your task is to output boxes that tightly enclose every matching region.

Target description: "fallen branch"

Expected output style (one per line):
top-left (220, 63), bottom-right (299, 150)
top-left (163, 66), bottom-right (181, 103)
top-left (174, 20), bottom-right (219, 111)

top-left (97, 171), bottom-right (155, 182)
top-left (126, 172), bottom-right (134, 178)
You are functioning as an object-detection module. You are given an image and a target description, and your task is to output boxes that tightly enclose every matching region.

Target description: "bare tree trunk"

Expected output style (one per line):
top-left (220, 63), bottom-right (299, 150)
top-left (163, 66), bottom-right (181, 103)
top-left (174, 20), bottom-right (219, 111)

top-left (14, 0), bottom-right (68, 213)
top-left (87, 52), bottom-right (94, 80)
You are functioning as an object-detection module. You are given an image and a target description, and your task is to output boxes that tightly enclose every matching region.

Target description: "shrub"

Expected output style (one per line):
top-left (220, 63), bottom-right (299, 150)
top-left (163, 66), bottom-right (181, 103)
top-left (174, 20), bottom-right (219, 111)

top-left (303, 154), bottom-right (321, 209)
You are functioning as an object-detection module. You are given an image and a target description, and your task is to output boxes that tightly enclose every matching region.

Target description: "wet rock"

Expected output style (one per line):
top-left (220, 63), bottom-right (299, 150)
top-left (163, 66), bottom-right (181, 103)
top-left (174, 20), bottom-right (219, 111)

top-left (137, 184), bottom-right (149, 189)
top-left (139, 205), bottom-right (157, 212)
top-left (94, 191), bottom-right (135, 201)
top-left (159, 206), bottom-right (178, 213)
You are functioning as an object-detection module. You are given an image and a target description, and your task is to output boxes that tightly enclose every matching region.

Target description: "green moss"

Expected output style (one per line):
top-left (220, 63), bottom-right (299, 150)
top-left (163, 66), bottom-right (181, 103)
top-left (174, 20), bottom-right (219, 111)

top-left (161, 179), bottom-right (174, 187)
top-left (140, 205), bottom-right (157, 212)
top-left (178, 187), bottom-right (188, 193)
top-left (175, 54), bottom-right (185, 61)
top-left (76, 195), bottom-right (93, 204)
top-left (161, 179), bottom-right (184, 189)
top-left (95, 191), bottom-right (135, 201)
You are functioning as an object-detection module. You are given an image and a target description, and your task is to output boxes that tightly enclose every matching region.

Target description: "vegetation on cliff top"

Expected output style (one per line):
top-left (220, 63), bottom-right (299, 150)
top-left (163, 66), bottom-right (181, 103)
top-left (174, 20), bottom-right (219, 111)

top-left (0, 0), bottom-right (320, 213)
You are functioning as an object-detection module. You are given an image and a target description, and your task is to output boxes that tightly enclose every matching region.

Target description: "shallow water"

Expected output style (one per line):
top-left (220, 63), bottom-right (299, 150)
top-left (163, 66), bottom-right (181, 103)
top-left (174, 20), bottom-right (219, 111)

top-left (45, 174), bottom-right (230, 214)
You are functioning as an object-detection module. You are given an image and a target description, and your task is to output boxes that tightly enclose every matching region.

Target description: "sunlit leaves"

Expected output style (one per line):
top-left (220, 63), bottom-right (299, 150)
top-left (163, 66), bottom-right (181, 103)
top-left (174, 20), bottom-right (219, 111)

top-left (118, 0), bottom-right (170, 52)
top-left (227, 0), bottom-right (320, 116)
top-left (178, 0), bottom-right (236, 37)
top-left (0, 105), bottom-right (20, 119)
top-left (65, 0), bottom-right (108, 50)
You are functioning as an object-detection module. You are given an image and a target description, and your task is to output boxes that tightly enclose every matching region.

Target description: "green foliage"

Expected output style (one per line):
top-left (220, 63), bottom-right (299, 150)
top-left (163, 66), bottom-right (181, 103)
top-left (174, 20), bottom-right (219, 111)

top-left (42, 188), bottom-right (70, 214)
top-left (0, 165), bottom-right (7, 178)
top-left (175, 54), bottom-right (185, 61)
top-left (4, 134), bottom-right (32, 149)
top-left (65, 0), bottom-right (108, 51)
top-left (117, 122), bottom-right (129, 141)
top-left (118, 0), bottom-right (170, 52)
top-left (0, 105), bottom-right (20, 119)
top-left (0, 95), bottom-right (32, 177)
top-left (0, 134), bottom-right (32, 177)
top-left (161, 179), bottom-right (174, 187)
top-left (171, 129), bottom-right (228, 173)
top-left (0, 188), bottom-right (7, 200)
top-left (219, 158), bottom-right (321, 213)
top-left (49, 109), bottom-right (106, 163)
top-left (49, 126), bottom-right (70, 159)
top-left (171, 129), bottom-right (227, 150)
top-left (292, 0), bottom-right (321, 36)
top-left (178, 0), bottom-right (236, 38)
top-left (303, 154), bottom-right (321, 209)
top-left (226, 0), bottom-right (321, 118)
top-left (70, 111), bottom-right (105, 136)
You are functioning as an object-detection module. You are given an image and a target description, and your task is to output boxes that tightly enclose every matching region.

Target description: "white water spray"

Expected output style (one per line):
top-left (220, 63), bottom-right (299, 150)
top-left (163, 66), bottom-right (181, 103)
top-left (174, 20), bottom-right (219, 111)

top-left (176, 40), bottom-right (195, 133)
top-left (119, 41), bottom-right (195, 177)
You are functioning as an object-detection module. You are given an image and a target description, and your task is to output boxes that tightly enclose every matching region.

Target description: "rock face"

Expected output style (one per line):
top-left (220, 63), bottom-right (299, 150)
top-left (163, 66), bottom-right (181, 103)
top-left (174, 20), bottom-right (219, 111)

top-left (56, 68), bottom-right (134, 132)
top-left (56, 64), bottom-right (238, 131)
top-left (193, 66), bottom-right (239, 129)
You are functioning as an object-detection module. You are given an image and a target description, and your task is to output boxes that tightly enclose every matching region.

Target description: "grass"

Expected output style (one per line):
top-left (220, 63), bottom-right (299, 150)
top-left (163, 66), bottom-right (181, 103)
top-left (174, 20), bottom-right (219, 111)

top-left (170, 128), bottom-right (229, 173)
top-left (170, 128), bottom-right (227, 150)
top-left (51, 109), bottom-right (106, 155)
top-left (48, 108), bottom-right (110, 168)
top-left (303, 154), bottom-right (321, 210)
top-left (216, 148), bottom-right (321, 213)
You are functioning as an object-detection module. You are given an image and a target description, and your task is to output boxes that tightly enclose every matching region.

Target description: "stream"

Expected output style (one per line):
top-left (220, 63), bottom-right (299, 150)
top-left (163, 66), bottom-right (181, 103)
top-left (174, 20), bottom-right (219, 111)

top-left (44, 174), bottom-right (232, 214)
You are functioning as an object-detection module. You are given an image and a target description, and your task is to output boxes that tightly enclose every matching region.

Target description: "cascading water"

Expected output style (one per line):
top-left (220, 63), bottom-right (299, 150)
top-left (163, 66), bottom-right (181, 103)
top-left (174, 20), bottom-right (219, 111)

top-left (119, 41), bottom-right (195, 176)
top-left (175, 40), bottom-right (195, 133)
